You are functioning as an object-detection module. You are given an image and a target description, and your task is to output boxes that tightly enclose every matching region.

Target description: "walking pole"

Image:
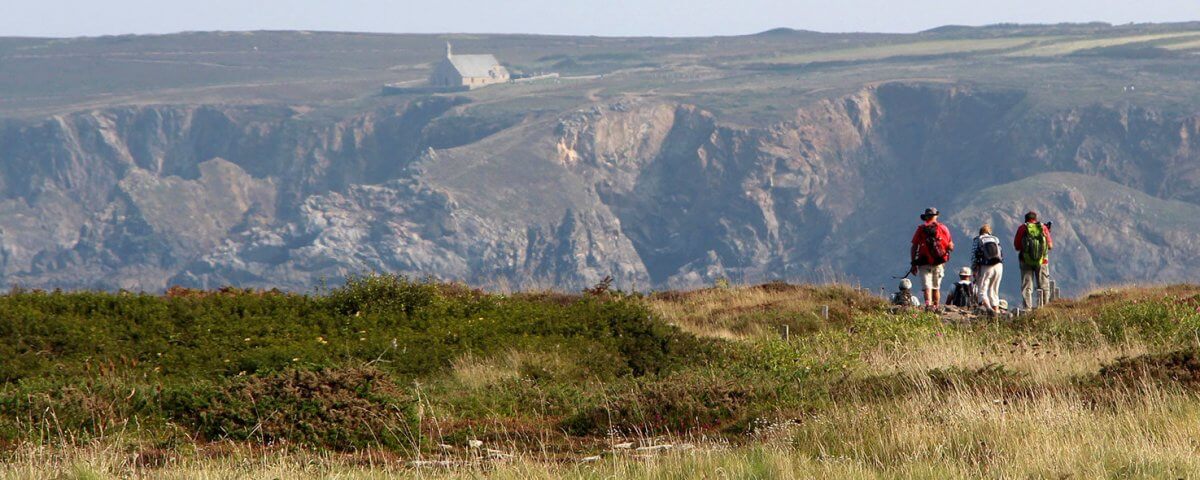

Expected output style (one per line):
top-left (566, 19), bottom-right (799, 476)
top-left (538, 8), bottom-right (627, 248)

top-left (891, 268), bottom-right (913, 280)
top-left (1048, 262), bottom-right (1059, 302)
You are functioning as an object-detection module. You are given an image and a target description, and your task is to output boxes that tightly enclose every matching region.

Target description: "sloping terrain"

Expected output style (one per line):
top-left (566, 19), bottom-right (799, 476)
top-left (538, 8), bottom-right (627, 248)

top-left (2, 24), bottom-right (1200, 294)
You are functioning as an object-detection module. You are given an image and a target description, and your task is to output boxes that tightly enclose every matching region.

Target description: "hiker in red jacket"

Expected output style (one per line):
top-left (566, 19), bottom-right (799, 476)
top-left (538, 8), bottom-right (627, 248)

top-left (910, 207), bottom-right (954, 309)
top-left (1014, 211), bottom-right (1054, 309)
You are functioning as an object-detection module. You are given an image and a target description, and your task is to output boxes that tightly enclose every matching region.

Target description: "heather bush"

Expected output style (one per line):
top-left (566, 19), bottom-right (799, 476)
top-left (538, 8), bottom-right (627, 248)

top-left (0, 274), bottom-right (700, 449)
top-left (162, 367), bottom-right (416, 450)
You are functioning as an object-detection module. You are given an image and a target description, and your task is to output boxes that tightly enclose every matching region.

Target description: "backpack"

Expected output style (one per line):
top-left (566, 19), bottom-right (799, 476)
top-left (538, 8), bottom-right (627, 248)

top-left (922, 223), bottom-right (949, 266)
top-left (892, 291), bottom-right (917, 307)
top-left (948, 282), bottom-right (972, 307)
top-left (980, 236), bottom-right (1003, 265)
top-left (1021, 222), bottom-right (1048, 268)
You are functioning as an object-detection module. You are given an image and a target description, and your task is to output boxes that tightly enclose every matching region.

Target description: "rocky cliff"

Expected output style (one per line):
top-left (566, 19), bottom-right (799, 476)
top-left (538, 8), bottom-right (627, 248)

top-left (2, 82), bottom-right (1199, 295)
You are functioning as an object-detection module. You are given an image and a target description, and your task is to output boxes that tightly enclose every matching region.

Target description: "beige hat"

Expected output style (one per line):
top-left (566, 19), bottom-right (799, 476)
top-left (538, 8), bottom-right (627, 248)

top-left (959, 266), bottom-right (972, 277)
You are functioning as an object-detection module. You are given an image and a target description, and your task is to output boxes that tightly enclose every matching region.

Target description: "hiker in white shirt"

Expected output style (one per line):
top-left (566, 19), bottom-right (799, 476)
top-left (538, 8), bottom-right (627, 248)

top-left (971, 224), bottom-right (1004, 314)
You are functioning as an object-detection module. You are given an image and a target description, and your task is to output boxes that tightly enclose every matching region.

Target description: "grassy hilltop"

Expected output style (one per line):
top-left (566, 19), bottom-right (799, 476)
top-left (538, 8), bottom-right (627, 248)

top-left (3, 275), bottom-right (1200, 478)
top-left (6, 22), bottom-right (1200, 120)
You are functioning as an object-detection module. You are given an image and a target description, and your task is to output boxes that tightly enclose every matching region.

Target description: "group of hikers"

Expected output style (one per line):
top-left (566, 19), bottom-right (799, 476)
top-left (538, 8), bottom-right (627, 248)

top-left (891, 207), bottom-right (1054, 314)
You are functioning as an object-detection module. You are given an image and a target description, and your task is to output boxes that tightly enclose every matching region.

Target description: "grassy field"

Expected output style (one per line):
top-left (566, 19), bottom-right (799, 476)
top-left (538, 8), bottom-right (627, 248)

top-left (2, 275), bottom-right (1200, 478)
top-left (737, 36), bottom-right (1061, 65)
top-left (1005, 31), bottom-right (1200, 56)
top-left (1161, 37), bottom-right (1200, 50)
top-left (775, 29), bottom-right (1200, 62)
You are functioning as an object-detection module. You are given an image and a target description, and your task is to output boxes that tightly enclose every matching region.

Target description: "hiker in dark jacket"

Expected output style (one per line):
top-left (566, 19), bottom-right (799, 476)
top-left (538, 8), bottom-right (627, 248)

top-left (945, 266), bottom-right (974, 308)
top-left (910, 207), bottom-right (954, 309)
top-left (1014, 211), bottom-right (1053, 309)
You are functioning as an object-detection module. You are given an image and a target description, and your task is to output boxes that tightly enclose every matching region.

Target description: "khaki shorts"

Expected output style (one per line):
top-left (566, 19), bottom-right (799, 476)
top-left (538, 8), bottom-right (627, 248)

top-left (917, 264), bottom-right (945, 292)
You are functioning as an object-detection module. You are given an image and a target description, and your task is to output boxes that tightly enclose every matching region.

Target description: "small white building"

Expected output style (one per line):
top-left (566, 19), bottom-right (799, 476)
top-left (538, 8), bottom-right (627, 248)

top-left (429, 43), bottom-right (510, 89)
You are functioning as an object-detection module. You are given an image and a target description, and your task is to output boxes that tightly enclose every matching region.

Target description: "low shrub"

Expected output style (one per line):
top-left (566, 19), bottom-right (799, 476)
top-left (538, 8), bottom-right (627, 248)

top-left (559, 373), bottom-right (758, 436)
top-left (0, 377), bottom-right (166, 443)
top-left (0, 367), bottom-right (418, 451)
top-left (1096, 349), bottom-right (1200, 388)
top-left (163, 366), bottom-right (416, 450)
top-left (323, 273), bottom-right (441, 317)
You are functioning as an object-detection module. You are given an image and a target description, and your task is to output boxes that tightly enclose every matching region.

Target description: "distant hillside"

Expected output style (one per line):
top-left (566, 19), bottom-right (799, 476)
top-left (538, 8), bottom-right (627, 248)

top-left (2, 25), bottom-right (1200, 294)
top-left (956, 173), bottom-right (1200, 297)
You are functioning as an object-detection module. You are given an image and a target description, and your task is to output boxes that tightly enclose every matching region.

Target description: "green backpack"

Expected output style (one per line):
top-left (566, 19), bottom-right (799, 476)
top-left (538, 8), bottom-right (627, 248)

top-left (1021, 222), bottom-right (1048, 267)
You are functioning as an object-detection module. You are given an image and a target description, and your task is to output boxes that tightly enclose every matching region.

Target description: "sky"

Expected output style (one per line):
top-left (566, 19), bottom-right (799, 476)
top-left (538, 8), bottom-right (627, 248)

top-left (3, 0), bottom-right (1199, 38)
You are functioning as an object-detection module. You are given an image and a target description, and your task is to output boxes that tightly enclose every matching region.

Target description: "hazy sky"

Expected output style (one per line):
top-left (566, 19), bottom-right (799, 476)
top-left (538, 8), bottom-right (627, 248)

top-left (4, 0), bottom-right (1199, 38)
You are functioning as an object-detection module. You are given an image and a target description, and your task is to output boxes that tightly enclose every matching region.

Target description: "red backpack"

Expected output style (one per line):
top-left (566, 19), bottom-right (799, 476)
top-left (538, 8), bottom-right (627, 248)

top-left (921, 223), bottom-right (950, 266)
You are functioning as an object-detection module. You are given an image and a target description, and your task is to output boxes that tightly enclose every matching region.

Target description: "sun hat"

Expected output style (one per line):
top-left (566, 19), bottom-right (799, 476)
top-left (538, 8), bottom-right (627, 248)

top-left (959, 266), bottom-right (972, 277)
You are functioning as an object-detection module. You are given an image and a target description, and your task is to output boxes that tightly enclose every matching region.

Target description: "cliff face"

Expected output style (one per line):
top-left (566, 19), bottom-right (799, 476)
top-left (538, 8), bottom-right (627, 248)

top-left (3, 82), bottom-right (1200, 294)
top-left (956, 172), bottom-right (1200, 292)
top-left (565, 84), bottom-right (1200, 294)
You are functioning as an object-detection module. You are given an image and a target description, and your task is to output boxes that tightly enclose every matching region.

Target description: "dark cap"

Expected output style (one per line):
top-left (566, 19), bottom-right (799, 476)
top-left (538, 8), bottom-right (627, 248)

top-left (921, 207), bottom-right (939, 220)
top-left (1025, 211), bottom-right (1038, 222)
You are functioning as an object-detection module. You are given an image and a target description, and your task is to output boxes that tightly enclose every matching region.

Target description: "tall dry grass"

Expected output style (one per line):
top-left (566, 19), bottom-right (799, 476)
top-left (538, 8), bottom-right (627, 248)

top-left (859, 330), bottom-right (1151, 383)
top-left (10, 383), bottom-right (1200, 479)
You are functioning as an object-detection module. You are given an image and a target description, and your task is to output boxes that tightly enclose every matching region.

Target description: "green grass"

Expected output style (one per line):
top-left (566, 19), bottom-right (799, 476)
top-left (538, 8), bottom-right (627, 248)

top-left (3, 277), bottom-right (1200, 478)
